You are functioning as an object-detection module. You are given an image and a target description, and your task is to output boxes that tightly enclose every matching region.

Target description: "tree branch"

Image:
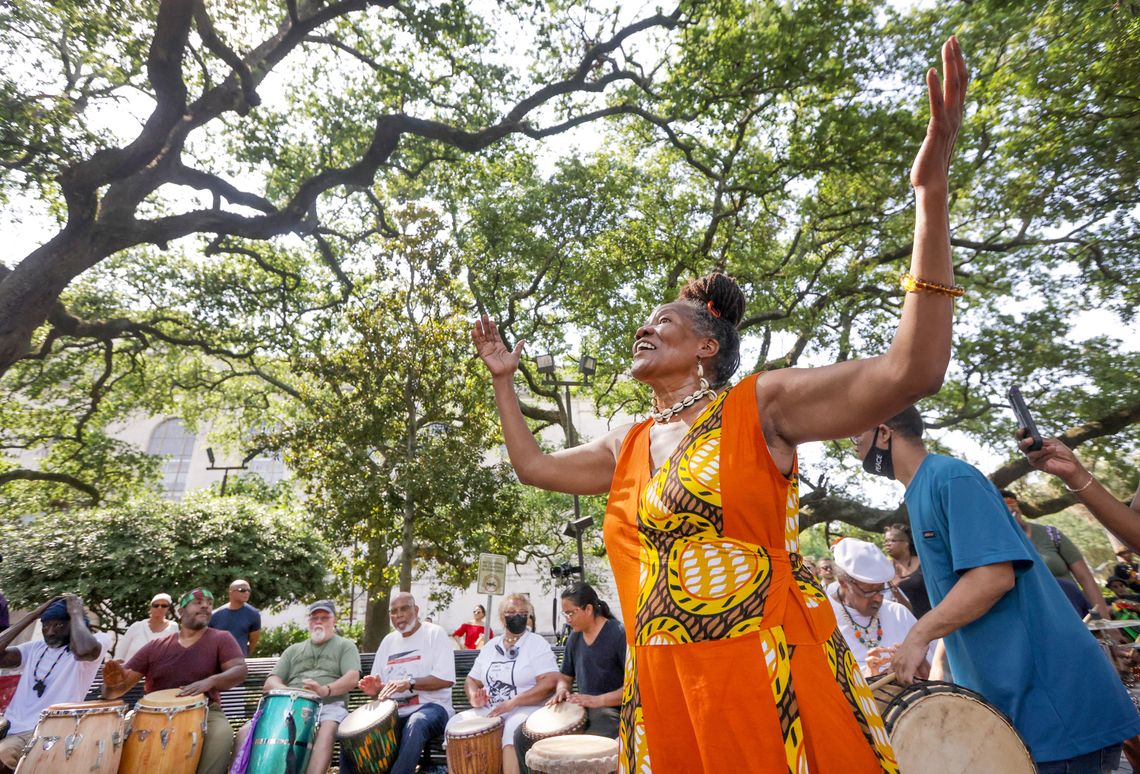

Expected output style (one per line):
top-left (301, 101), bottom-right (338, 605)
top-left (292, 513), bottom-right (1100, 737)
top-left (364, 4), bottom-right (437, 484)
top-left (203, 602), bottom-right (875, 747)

top-left (0, 469), bottom-right (101, 503)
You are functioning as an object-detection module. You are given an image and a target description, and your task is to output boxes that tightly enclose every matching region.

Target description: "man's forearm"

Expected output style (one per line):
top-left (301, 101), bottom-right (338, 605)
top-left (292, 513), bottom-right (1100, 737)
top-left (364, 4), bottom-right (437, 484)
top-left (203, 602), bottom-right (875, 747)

top-left (911, 563), bottom-right (1015, 644)
top-left (213, 663), bottom-right (248, 691)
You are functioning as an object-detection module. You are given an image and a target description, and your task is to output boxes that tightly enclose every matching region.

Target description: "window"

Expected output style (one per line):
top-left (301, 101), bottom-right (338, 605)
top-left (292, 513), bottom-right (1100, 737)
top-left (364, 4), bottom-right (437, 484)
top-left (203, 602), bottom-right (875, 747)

top-left (147, 419), bottom-right (196, 499)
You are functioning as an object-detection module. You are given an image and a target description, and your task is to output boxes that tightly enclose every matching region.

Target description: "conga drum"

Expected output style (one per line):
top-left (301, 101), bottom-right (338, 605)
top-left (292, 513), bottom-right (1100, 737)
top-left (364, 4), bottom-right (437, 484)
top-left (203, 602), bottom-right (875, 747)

top-left (526, 735), bottom-right (619, 774)
top-left (119, 689), bottom-right (207, 774)
top-left (522, 703), bottom-right (587, 741)
top-left (14, 700), bottom-right (126, 773)
top-left (335, 698), bottom-right (399, 773)
top-left (248, 689), bottom-right (321, 774)
top-left (446, 715), bottom-right (503, 774)
top-left (870, 675), bottom-right (1035, 773)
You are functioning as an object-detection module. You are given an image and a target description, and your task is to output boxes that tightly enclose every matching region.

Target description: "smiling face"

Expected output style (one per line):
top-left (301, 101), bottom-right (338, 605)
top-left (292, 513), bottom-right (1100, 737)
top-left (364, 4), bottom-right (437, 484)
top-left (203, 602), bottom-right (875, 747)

top-left (630, 303), bottom-right (718, 386)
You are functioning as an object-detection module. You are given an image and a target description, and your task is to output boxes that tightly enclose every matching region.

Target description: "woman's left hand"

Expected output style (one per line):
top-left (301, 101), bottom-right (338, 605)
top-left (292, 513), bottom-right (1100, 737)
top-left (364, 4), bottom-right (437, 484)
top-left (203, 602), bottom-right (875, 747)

top-left (910, 36), bottom-right (968, 193)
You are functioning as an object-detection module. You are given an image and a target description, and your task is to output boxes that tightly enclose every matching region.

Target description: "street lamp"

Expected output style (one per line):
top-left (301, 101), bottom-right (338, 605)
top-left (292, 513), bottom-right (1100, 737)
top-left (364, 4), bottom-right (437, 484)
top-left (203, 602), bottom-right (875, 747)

top-left (535, 353), bottom-right (596, 577)
top-left (206, 447), bottom-right (258, 496)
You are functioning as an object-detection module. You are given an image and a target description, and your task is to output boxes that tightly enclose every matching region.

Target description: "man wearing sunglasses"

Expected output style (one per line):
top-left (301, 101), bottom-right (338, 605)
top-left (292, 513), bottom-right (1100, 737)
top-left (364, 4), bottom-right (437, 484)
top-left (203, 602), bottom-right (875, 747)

top-left (209, 579), bottom-right (261, 656)
top-left (827, 539), bottom-right (931, 677)
top-left (102, 588), bottom-right (247, 774)
top-left (114, 592), bottom-right (179, 661)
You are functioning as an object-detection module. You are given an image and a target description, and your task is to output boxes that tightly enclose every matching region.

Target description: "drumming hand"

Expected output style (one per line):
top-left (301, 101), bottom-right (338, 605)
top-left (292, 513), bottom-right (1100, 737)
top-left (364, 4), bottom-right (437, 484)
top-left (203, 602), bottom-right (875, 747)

top-left (565, 693), bottom-right (601, 709)
top-left (301, 679), bottom-right (325, 696)
top-left (488, 698), bottom-right (514, 718)
top-left (547, 687), bottom-right (571, 707)
top-left (891, 633), bottom-right (931, 685)
top-left (103, 659), bottom-right (126, 687)
top-left (468, 686), bottom-right (490, 708)
top-left (358, 674), bottom-right (383, 697)
top-left (179, 678), bottom-right (213, 697)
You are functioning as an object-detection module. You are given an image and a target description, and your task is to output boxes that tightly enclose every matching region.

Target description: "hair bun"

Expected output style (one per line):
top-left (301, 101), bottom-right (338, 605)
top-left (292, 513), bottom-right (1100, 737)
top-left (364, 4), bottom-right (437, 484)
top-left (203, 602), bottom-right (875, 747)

top-left (679, 272), bottom-right (745, 326)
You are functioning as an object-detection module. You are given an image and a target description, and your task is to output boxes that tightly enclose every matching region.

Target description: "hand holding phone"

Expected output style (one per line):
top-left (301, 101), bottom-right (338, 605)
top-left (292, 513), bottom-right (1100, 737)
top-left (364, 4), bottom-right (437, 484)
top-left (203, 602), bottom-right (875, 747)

top-left (1008, 386), bottom-right (1042, 452)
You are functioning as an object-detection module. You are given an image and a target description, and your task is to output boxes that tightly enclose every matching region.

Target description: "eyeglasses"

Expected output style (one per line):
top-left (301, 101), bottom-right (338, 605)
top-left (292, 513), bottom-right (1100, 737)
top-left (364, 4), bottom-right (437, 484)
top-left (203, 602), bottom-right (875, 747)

top-left (562, 607), bottom-right (585, 619)
top-left (232, 587), bottom-right (251, 593)
top-left (847, 580), bottom-right (889, 598)
top-left (151, 603), bottom-right (170, 608)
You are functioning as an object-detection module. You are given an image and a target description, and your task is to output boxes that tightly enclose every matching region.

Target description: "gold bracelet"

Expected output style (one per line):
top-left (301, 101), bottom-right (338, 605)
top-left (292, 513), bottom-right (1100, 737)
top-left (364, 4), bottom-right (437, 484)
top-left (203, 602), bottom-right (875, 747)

top-left (1064, 474), bottom-right (1095, 493)
top-left (900, 273), bottom-right (965, 298)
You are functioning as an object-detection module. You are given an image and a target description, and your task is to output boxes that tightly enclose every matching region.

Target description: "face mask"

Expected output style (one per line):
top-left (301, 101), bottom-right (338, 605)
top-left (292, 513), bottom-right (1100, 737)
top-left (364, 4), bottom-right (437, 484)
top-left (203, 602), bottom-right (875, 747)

top-left (861, 427), bottom-right (895, 480)
top-left (504, 614), bottom-right (528, 635)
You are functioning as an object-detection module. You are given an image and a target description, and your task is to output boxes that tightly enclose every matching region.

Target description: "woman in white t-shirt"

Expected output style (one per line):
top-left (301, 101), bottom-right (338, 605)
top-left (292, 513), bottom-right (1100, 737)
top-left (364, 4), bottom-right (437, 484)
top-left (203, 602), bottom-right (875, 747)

top-left (447, 594), bottom-right (559, 774)
top-left (114, 593), bottom-right (178, 661)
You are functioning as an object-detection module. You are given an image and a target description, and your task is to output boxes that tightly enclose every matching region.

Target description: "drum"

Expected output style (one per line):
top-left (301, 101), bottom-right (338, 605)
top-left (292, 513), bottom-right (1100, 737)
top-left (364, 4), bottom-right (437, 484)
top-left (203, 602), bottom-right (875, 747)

top-left (119, 689), bottom-right (207, 774)
top-left (526, 735), bottom-right (619, 774)
top-left (248, 689), bottom-right (321, 774)
top-left (446, 715), bottom-right (503, 774)
top-left (523, 703), bottom-right (587, 741)
top-left (870, 676), bottom-right (1035, 773)
top-left (14, 700), bottom-right (127, 774)
top-left (335, 699), bottom-right (399, 774)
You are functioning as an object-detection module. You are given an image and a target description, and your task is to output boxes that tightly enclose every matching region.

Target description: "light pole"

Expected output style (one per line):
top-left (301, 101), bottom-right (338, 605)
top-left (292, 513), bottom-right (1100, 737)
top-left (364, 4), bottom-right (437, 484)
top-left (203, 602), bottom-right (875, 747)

top-left (535, 353), bottom-right (597, 578)
top-left (206, 447), bottom-right (258, 495)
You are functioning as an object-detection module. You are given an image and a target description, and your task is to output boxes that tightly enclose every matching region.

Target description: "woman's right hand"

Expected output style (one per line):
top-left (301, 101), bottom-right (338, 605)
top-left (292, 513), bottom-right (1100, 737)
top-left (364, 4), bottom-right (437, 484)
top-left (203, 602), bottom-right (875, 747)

top-left (472, 315), bottom-right (523, 378)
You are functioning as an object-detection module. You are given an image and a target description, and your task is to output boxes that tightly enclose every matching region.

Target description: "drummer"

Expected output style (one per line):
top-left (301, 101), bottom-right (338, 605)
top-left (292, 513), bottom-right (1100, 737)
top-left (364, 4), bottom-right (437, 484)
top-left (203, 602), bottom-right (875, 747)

top-left (356, 591), bottom-right (455, 774)
top-left (515, 582), bottom-right (625, 772)
top-left (448, 594), bottom-right (559, 774)
top-left (827, 539), bottom-right (932, 676)
top-left (233, 600), bottom-right (360, 774)
top-left (0, 594), bottom-right (110, 771)
top-left (102, 587), bottom-right (247, 774)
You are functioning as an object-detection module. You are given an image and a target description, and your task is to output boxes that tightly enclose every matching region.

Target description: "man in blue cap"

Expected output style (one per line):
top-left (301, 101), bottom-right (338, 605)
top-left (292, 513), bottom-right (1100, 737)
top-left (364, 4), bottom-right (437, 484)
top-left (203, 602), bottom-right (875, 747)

top-left (0, 594), bottom-right (110, 770)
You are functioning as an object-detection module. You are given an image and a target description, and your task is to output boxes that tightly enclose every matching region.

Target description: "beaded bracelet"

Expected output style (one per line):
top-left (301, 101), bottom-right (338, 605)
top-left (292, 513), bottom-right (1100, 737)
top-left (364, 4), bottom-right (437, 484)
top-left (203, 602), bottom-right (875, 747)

top-left (900, 273), bottom-right (965, 298)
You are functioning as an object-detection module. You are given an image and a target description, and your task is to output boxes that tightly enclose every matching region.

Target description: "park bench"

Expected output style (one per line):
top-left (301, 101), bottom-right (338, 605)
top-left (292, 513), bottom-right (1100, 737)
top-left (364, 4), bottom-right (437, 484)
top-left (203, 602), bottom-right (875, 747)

top-left (87, 645), bottom-right (565, 768)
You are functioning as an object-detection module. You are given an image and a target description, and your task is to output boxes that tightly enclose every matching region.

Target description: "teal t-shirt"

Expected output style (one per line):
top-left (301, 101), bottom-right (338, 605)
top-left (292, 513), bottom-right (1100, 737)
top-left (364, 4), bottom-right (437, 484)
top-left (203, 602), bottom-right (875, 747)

top-left (905, 454), bottom-right (1140, 763)
top-left (271, 635), bottom-right (361, 705)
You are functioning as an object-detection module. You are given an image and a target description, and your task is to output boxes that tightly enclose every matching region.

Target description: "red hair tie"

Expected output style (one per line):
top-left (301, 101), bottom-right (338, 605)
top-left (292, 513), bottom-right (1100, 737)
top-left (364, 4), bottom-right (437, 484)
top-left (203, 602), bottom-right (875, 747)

top-left (706, 299), bottom-right (721, 318)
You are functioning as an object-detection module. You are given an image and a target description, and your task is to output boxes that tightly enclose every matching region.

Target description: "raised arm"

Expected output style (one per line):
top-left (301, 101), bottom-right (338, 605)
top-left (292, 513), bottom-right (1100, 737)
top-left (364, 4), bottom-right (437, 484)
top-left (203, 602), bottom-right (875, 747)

top-left (473, 315), bottom-right (627, 495)
top-left (760, 37), bottom-right (968, 452)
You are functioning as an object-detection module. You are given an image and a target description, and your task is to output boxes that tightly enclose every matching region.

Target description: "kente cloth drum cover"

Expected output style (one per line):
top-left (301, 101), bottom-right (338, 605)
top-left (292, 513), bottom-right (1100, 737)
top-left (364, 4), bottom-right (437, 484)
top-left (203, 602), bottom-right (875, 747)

top-left (446, 714), bottom-right (503, 774)
top-left (335, 698), bottom-right (399, 774)
top-left (525, 735), bottom-right (619, 774)
top-left (119, 689), bottom-right (208, 774)
top-left (522, 702), bottom-right (587, 741)
top-left (248, 689), bottom-right (321, 774)
top-left (871, 676), bottom-right (1034, 773)
top-left (13, 700), bottom-right (127, 774)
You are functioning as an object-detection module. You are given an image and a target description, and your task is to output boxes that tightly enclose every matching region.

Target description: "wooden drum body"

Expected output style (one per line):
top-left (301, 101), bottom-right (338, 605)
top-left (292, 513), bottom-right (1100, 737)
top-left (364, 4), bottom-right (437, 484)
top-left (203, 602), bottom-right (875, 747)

top-left (335, 698), bottom-right (399, 774)
top-left (522, 703), bottom-right (587, 741)
top-left (871, 678), bottom-right (1035, 774)
top-left (446, 715), bottom-right (503, 774)
top-left (119, 689), bottom-right (208, 774)
top-left (526, 735), bottom-right (619, 774)
top-left (14, 700), bottom-right (126, 774)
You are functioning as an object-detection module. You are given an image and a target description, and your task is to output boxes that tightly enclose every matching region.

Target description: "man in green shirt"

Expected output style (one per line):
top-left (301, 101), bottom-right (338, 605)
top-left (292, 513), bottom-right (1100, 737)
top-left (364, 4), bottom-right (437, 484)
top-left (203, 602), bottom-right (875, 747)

top-left (233, 600), bottom-right (361, 774)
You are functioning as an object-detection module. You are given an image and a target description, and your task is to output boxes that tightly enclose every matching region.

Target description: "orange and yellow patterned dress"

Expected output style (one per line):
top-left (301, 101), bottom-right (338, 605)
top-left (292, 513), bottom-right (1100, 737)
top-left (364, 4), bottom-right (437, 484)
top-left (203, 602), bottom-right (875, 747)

top-left (602, 374), bottom-right (898, 773)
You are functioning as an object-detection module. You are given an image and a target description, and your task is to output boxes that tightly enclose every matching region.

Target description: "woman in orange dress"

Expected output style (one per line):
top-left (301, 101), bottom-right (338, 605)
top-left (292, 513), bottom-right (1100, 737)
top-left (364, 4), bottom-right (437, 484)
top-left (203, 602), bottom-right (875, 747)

top-left (474, 37), bottom-right (967, 774)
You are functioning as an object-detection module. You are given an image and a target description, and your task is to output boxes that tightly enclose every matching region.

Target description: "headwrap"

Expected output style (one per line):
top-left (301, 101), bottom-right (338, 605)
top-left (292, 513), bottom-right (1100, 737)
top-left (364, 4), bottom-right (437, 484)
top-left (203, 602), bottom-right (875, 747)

top-left (41, 599), bottom-right (70, 622)
top-left (179, 588), bottom-right (215, 609)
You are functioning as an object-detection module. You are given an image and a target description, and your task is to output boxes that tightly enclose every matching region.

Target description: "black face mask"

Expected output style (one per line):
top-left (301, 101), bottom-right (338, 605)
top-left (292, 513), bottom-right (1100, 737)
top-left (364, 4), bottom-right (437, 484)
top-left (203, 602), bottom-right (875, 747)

top-left (504, 614), bottom-right (528, 635)
top-left (861, 427), bottom-right (895, 480)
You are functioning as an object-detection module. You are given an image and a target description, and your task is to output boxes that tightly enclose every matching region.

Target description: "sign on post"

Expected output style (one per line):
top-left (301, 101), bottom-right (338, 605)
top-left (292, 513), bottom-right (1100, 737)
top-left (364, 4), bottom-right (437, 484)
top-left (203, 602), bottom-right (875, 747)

top-left (477, 553), bottom-right (508, 595)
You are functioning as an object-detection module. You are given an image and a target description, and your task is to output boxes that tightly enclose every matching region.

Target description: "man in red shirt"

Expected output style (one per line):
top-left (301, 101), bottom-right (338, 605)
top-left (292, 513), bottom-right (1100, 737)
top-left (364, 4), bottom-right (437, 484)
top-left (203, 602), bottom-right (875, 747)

top-left (103, 588), bottom-right (246, 774)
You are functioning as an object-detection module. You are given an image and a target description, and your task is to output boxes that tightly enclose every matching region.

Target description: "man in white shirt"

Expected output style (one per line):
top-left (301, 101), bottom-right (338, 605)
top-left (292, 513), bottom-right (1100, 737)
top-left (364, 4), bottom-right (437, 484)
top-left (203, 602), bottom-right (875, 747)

top-left (358, 591), bottom-right (454, 774)
top-left (828, 538), bottom-right (932, 676)
top-left (0, 595), bottom-right (111, 770)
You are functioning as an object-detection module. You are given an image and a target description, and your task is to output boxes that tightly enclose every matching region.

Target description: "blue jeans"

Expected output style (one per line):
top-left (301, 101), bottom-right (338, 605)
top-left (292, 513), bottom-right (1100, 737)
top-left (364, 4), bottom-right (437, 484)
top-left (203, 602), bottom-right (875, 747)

top-left (339, 702), bottom-right (449, 774)
top-left (1036, 743), bottom-right (1123, 774)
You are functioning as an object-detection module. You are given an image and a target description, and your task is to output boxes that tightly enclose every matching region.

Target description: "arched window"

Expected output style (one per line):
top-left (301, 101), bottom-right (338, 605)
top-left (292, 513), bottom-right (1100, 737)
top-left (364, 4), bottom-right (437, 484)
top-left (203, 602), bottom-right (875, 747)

top-left (147, 418), bottom-right (196, 499)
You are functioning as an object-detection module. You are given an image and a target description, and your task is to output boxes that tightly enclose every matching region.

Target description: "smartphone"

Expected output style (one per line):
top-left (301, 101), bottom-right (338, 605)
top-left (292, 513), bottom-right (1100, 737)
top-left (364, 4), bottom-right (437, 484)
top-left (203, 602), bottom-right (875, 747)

top-left (1008, 386), bottom-right (1043, 452)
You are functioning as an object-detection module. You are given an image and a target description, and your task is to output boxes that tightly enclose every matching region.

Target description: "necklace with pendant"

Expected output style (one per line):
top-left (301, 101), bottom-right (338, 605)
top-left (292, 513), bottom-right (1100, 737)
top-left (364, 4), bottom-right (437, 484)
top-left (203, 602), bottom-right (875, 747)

top-left (839, 602), bottom-right (883, 648)
top-left (32, 643), bottom-right (69, 697)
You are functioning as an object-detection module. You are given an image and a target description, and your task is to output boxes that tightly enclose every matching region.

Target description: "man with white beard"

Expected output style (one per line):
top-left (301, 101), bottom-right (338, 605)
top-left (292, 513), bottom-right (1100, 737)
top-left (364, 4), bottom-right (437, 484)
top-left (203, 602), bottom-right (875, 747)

top-left (233, 600), bottom-right (361, 774)
top-left (357, 591), bottom-right (455, 774)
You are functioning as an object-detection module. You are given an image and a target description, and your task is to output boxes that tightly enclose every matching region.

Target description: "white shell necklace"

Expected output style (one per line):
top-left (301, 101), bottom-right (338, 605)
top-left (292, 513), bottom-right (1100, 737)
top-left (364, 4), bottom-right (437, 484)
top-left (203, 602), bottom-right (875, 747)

top-left (651, 378), bottom-right (717, 424)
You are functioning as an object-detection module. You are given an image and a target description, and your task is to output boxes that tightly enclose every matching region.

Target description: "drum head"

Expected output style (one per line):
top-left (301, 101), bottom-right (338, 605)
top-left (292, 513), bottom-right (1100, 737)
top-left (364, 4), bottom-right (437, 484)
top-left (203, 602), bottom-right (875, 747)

top-left (887, 686), bottom-right (1034, 773)
top-left (44, 700), bottom-right (124, 712)
top-left (527, 735), bottom-right (619, 771)
top-left (337, 699), bottom-right (397, 738)
top-left (448, 714), bottom-right (503, 737)
top-left (525, 703), bottom-right (586, 736)
top-left (138, 689), bottom-right (206, 708)
top-left (264, 688), bottom-right (320, 702)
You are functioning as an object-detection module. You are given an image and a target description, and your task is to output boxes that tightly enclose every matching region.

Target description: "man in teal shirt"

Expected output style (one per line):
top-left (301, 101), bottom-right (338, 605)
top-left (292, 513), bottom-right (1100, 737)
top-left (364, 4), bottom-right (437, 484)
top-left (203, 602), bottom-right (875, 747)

top-left (853, 406), bottom-right (1140, 772)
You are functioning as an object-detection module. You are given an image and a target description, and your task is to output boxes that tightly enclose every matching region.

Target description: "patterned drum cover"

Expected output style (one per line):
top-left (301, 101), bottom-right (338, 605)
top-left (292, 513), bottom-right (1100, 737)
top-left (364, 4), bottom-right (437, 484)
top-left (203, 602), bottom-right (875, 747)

top-left (336, 699), bottom-right (399, 774)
